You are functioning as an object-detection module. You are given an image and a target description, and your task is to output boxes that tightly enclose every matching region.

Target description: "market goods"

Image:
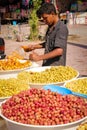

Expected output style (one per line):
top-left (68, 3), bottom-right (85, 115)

top-left (65, 77), bottom-right (87, 95)
top-left (17, 66), bottom-right (79, 84)
top-left (76, 122), bottom-right (87, 130)
top-left (0, 59), bottom-right (32, 71)
top-left (0, 78), bottom-right (29, 97)
top-left (1, 88), bottom-right (87, 126)
top-left (7, 51), bottom-right (24, 60)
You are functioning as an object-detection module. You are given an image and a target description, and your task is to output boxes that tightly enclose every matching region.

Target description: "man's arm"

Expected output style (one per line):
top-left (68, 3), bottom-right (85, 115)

top-left (29, 47), bottom-right (63, 61)
top-left (21, 42), bottom-right (45, 52)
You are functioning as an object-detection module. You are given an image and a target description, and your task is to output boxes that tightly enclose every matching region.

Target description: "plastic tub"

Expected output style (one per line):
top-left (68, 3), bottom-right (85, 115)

top-left (0, 112), bottom-right (87, 130)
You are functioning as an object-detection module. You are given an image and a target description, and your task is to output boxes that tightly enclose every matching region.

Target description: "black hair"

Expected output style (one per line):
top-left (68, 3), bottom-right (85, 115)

top-left (36, 3), bottom-right (57, 18)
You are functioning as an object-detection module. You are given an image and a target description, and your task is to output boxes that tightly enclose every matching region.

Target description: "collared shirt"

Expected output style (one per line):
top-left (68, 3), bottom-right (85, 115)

top-left (42, 20), bottom-right (68, 66)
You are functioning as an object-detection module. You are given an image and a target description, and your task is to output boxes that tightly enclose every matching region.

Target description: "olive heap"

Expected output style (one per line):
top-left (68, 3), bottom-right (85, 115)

top-left (77, 122), bottom-right (87, 130)
top-left (17, 66), bottom-right (78, 84)
top-left (0, 78), bottom-right (29, 97)
top-left (65, 78), bottom-right (87, 95)
top-left (1, 88), bottom-right (87, 126)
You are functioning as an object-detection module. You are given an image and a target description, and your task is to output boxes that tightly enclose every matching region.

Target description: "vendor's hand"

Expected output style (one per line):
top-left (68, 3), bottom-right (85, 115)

top-left (29, 52), bottom-right (40, 61)
top-left (27, 44), bottom-right (35, 49)
top-left (21, 45), bottom-right (35, 52)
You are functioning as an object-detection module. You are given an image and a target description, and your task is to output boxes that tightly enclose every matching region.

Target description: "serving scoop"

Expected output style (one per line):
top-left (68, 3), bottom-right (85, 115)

top-left (43, 85), bottom-right (87, 98)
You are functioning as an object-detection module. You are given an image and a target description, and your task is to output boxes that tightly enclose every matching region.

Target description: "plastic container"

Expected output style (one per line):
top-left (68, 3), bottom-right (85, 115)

top-left (12, 21), bottom-right (17, 26)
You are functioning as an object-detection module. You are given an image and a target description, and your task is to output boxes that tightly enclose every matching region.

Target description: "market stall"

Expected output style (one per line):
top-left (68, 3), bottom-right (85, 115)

top-left (0, 54), bottom-right (87, 129)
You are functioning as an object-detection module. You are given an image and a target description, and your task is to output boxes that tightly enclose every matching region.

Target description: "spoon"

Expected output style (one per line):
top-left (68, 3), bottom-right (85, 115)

top-left (43, 85), bottom-right (87, 98)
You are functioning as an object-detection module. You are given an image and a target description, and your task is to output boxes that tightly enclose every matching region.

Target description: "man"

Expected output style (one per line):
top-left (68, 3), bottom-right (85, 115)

top-left (25, 3), bottom-right (68, 66)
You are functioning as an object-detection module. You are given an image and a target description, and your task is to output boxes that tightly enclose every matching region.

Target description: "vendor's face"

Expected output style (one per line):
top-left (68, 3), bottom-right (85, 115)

top-left (42, 13), bottom-right (54, 26)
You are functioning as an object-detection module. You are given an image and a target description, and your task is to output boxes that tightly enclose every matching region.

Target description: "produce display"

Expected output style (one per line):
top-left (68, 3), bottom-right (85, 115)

top-left (17, 66), bottom-right (78, 84)
top-left (65, 78), bottom-right (87, 95)
top-left (0, 59), bottom-right (32, 71)
top-left (77, 122), bottom-right (87, 130)
top-left (7, 51), bottom-right (24, 60)
top-left (0, 78), bottom-right (29, 97)
top-left (1, 88), bottom-right (87, 125)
